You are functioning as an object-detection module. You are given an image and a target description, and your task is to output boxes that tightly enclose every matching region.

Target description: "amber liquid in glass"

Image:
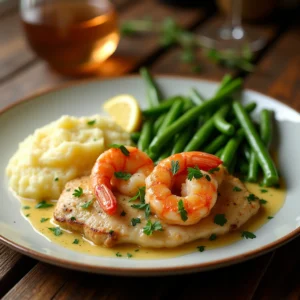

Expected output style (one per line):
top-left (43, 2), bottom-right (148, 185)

top-left (21, 2), bottom-right (119, 75)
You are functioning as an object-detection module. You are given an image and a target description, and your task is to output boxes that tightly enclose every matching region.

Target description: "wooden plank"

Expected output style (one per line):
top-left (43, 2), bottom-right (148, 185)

top-left (246, 26), bottom-right (300, 111)
top-left (0, 244), bottom-right (36, 298)
top-left (51, 253), bottom-right (273, 300)
top-left (0, 0), bottom-right (207, 105)
top-left (151, 14), bottom-right (277, 81)
top-left (2, 264), bottom-right (71, 300)
top-left (252, 238), bottom-right (300, 300)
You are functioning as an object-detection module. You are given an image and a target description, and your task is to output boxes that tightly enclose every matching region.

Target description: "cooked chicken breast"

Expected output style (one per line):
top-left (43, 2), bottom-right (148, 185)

top-left (54, 174), bottom-right (260, 248)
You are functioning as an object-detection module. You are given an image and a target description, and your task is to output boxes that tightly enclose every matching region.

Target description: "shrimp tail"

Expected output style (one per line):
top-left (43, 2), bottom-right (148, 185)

top-left (95, 184), bottom-right (117, 215)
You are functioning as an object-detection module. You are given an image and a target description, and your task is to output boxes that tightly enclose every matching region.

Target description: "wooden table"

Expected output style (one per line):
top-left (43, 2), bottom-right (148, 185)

top-left (1, 1), bottom-right (300, 299)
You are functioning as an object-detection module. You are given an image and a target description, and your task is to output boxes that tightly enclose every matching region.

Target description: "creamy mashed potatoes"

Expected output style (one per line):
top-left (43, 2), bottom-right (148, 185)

top-left (6, 115), bottom-right (131, 200)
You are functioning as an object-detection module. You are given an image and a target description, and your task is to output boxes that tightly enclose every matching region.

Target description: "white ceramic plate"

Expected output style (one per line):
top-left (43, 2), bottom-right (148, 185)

top-left (1, 76), bottom-right (300, 276)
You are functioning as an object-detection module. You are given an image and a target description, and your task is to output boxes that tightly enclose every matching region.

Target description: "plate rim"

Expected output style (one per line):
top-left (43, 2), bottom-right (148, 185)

top-left (1, 74), bottom-right (300, 275)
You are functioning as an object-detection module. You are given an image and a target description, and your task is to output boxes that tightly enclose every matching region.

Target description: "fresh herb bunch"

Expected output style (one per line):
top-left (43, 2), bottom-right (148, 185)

top-left (121, 17), bottom-right (254, 72)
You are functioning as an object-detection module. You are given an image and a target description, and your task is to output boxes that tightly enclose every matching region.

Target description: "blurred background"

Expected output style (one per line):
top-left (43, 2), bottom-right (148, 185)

top-left (0, 0), bottom-right (299, 100)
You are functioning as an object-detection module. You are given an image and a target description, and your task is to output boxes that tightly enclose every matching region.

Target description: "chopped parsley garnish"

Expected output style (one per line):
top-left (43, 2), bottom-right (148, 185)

top-left (130, 187), bottom-right (150, 218)
top-left (127, 253), bottom-right (133, 258)
top-left (116, 252), bottom-right (122, 257)
top-left (40, 217), bottom-right (49, 223)
top-left (131, 218), bottom-right (141, 226)
top-left (171, 160), bottom-right (180, 175)
top-left (129, 187), bottom-right (145, 202)
top-left (73, 239), bottom-right (79, 244)
top-left (114, 171), bottom-right (131, 180)
top-left (246, 194), bottom-right (257, 202)
top-left (267, 216), bottom-right (273, 220)
top-left (109, 144), bottom-right (130, 156)
top-left (70, 217), bottom-right (76, 221)
top-left (259, 199), bottom-right (268, 205)
top-left (73, 187), bottom-right (83, 198)
top-left (81, 200), bottom-right (93, 209)
top-left (109, 230), bottom-right (114, 235)
top-left (143, 220), bottom-right (163, 236)
top-left (260, 189), bottom-right (268, 193)
top-left (25, 214), bottom-right (30, 218)
top-left (120, 210), bottom-right (126, 217)
top-left (35, 201), bottom-right (54, 209)
top-left (131, 203), bottom-right (150, 219)
top-left (48, 227), bottom-right (62, 236)
top-left (233, 186), bottom-right (242, 192)
top-left (187, 166), bottom-right (203, 180)
top-left (209, 234), bottom-right (217, 241)
top-left (208, 167), bottom-right (220, 174)
top-left (273, 183), bottom-right (280, 189)
top-left (197, 246), bottom-right (205, 252)
top-left (241, 231), bottom-right (256, 239)
top-left (214, 214), bottom-right (227, 226)
top-left (134, 249), bottom-right (140, 252)
top-left (23, 206), bottom-right (31, 210)
top-left (66, 188), bottom-right (71, 192)
top-left (54, 177), bottom-right (59, 181)
top-left (87, 119), bottom-right (96, 126)
top-left (178, 199), bottom-right (188, 222)
top-left (205, 174), bottom-right (211, 181)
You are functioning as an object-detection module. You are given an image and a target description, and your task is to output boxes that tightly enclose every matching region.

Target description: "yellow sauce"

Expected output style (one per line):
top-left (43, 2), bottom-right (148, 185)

top-left (19, 181), bottom-right (286, 259)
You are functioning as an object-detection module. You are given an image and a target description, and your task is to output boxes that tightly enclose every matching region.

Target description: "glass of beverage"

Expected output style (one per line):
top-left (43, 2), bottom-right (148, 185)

top-left (20, 0), bottom-right (120, 76)
top-left (200, 0), bottom-right (265, 53)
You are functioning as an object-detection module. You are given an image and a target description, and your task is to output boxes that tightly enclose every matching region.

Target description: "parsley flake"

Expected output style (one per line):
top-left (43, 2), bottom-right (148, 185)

top-left (171, 160), bottom-right (180, 175)
top-left (120, 210), bottom-right (126, 217)
top-left (259, 199), bottom-right (268, 205)
top-left (131, 218), bottom-right (141, 226)
top-left (73, 239), bottom-right (79, 244)
top-left (214, 214), bottom-right (227, 226)
top-left (35, 201), bottom-right (54, 209)
top-left (209, 234), bottom-right (217, 241)
top-left (25, 214), bottom-right (30, 218)
top-left (40, 217), bottom-right (49, 223)
top-left (129, 187), bottom-right (145, 202)
top-left (241, 231), bottom-right (256, 239)
top-left (134, 249), bottom-right (140, 252)
top-left (205, 174), bottom-right (211, 181)
top-left (23, 206), bottom-right (31, 210)
top-left (178, 199), bottom-right (188, 222)
top-left (197, 246), bottom-right (205, 252)
top-left (48, 227), bottom-right (62, 236)
top-left (116, 252), bottom-right (122, 257)
top-left (143, 220), bottom-right (163, 236)
top-left (233, 186), bottom-right (242, 192)
top-left (114, 171), bottom-right (131, 180)
top-left (73, 187), bottom-right (83, 198)
top-left (54, 177), bottom-right (59, 181)
top-left (247, 194), bottom-right (257, 202)
top-left (70, 217), bottom-right (76, 221)
top-left (208, 167), bottom-right (220, 174)
top-left (187, 166), bottom-right (203, 180)
top-left (87, 119), bottom-right (96, 126)
top-left (66, 188), bottom-right (71, 192)
top-left (260, 189), bottom-right (268, 193)
top-left (127, 253), bottom-right (133, 258)
top-left (109, 144), bottom-right (130, 156)
top-left (131, 203), bottom-right (150, 219)
top-left (109, 230), bottom-right (114, 235)
top-left (267, 216), bottom-right (273, 219)
top-left (81, 200), bottom-right (93, 209)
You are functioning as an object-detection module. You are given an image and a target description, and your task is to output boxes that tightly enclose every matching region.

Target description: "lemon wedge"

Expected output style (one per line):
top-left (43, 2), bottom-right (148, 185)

top-left (103, 94), bottom-right (142, 132)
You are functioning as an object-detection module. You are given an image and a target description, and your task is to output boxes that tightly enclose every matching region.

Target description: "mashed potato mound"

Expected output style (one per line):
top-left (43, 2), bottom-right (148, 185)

top-left (6, 115), bottom-right (131, 200)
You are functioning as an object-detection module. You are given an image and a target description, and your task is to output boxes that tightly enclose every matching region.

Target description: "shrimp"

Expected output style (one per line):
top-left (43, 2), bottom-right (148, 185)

top-left (145, 152), bottom-right (224, 225)
top-left (91, 146), bottom-right (154, 215)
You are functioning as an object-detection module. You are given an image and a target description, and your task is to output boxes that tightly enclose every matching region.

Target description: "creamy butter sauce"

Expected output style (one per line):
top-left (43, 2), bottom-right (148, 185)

top-left (20, 181), bottom-right (286, 259)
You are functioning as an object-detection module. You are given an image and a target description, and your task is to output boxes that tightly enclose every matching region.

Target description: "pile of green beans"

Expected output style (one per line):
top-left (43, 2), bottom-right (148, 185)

top-left (131, 68), bottom-right (279, 187)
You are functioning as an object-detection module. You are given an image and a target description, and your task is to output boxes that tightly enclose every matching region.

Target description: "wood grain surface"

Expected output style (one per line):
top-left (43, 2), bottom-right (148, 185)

top-left (0, 0), bottom-right (299, 299)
